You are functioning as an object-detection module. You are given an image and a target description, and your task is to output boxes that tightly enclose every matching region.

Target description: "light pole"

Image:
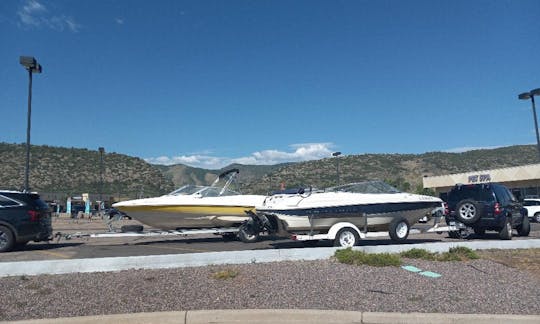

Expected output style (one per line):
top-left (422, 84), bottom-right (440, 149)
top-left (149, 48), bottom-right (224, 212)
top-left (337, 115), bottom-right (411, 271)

top-left (98, 147), bottom-right (105, 205)
top-left (19, 56), bottom-right (42, 192)
top-left (332, 151), bottom-right (342, 186)
top-left (518, 88), bottom-right (540, 161)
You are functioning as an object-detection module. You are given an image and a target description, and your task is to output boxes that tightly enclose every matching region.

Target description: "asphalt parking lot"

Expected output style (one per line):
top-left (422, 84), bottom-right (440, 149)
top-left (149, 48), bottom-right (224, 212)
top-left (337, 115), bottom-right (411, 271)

top-left (1, 217), bottom-right (539, 262)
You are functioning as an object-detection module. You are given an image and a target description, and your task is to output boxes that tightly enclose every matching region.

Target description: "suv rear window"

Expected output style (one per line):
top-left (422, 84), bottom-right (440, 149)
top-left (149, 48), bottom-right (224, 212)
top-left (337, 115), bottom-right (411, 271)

top-left (492, 185), bottom-right (517, 204)
top-left (449, 186), bottom-right (495, 203)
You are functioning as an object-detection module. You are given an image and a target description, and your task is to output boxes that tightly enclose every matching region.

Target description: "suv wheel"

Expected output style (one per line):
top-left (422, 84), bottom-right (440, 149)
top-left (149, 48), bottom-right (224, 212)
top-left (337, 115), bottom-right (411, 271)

top-left (455, 199), bottom-right (483, 224)
top-left (517, 216), bottom-right (531, 237)
top-left (0, 225), bottom-right (15, 253)
top-left (498, 218), bottom-right (513, 240)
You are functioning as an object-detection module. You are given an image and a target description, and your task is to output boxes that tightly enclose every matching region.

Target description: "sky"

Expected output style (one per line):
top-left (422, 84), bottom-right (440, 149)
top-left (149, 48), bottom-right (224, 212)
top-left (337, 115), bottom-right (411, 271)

top-left (1, 0), bottom-right (539, 169)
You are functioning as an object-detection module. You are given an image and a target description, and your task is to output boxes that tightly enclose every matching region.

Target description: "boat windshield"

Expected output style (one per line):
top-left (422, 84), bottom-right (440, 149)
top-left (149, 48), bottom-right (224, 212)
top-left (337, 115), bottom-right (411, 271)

top-left (166, 169), bottom-right (242, 197)
top-left (167, 185), bottom-right (240, 197)
top-left (168, 185), bottom-right (207, 196)
top-left (327, 181), bottom-right (401, 194)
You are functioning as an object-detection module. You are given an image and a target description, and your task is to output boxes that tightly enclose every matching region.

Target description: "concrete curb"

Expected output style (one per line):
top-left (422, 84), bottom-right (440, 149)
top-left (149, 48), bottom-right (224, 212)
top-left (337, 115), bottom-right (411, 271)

top-left (1, 239), bottom-right (539, 278)
top-left (2, 310), bottom-right (539, 324)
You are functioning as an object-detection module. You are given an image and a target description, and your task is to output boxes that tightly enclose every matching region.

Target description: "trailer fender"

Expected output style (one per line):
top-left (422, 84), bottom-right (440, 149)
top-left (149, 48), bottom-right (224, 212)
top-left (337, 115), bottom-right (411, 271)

top-left (326, 222), bottom-right (364, 240)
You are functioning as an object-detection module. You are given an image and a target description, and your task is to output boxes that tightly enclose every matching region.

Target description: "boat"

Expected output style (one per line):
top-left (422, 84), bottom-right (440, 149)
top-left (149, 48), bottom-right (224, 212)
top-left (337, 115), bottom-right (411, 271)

top-left (242, 180), bottom-right (443, 244)
top-left (112, 169), bottom-right (266, 230)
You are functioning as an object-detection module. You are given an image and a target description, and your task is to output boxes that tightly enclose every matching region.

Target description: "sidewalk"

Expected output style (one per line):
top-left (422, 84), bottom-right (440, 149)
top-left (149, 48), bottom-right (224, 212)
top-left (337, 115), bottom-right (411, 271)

top-left (3, 310), bottom-right (540, 324)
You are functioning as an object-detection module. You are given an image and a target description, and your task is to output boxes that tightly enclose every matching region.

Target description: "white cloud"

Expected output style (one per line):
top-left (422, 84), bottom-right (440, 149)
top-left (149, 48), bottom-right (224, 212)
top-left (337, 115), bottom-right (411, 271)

top-left (115, 18), bottom-right (124, 25)
top-left (17, 0), bottom-right (80, 32)
top-left (145, 143), bottom-right (335, 169)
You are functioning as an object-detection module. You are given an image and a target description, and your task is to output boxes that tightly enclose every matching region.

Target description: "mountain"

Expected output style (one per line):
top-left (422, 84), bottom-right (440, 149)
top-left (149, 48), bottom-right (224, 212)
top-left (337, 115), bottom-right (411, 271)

top-left (241, 145), bottom-right (539, 194)
top-left (1, 142), bottom-right (537, 199)
top-left (0, 143), bottom-right (173, 198)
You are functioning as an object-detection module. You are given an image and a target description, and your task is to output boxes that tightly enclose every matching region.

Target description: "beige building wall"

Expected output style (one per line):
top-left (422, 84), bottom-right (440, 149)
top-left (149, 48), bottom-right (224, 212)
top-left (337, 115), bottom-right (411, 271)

top-left (423, 164), bottom-right (540, 195)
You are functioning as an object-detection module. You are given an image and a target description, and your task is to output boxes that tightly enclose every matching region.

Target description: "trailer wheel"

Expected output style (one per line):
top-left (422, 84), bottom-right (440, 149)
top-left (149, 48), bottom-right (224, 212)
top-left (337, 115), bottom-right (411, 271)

top-left (120, 225), bottom-right (144, 233)
top-left (238, 223), bottom-right (259, 243)
top-left (333, 227), bottom-right (360, 247)
top-left (0, 226), bottom-right (15, 253)
top-left (389, 217), bottom-right (409, 242)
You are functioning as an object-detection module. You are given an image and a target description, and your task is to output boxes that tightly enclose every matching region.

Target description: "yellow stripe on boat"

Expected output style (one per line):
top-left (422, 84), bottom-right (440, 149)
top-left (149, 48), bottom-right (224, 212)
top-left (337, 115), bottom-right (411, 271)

top-left (118, 205), bottom-right (256, 215)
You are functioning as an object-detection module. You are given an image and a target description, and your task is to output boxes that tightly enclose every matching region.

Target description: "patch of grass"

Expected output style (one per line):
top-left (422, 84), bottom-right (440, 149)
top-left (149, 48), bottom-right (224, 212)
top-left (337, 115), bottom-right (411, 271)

top-left (442, 247), bottom-right (480, 261)
top-left (477, 248), bottom-right (540, 279)
top-left (400, 248), bottom-right (437, 260)
top-left (211, 269), bottom-right (239, 280)
top-left (401, 247), bottom-right (479, 262)
top-left (335, 248), bottom-right (402, 267)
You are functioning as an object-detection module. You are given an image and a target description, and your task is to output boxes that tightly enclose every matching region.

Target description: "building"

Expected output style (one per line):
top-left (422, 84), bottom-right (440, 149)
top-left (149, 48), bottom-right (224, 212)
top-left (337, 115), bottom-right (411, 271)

top-left (423, 163), bottom-right (540, 199)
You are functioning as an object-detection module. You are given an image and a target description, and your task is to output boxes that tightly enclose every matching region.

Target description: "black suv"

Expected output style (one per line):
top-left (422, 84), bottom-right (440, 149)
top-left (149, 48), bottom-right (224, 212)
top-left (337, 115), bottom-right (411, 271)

top-left (444, 183), bottom-right (530, 240)
top-left (0, 191), bottom-right (52, 252)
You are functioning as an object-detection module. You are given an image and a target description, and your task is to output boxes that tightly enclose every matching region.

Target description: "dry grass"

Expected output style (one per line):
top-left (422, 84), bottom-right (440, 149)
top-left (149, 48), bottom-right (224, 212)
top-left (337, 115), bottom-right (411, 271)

top-left (477, 248), bottom-right (540, 279)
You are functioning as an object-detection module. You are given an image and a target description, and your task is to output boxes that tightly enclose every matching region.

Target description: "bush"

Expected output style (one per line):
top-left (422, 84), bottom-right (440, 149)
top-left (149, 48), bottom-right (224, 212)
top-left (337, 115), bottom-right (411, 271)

top-left (400, 247), bottom-right (479, 261)
top-left (400, 248), bottom-right (436, 260)
top-left (211, 269), bottom-right (239, 280)
top-left (335, 248), bottom-right (402, 267)
top-left (443, 246), bottom-right (479, 261)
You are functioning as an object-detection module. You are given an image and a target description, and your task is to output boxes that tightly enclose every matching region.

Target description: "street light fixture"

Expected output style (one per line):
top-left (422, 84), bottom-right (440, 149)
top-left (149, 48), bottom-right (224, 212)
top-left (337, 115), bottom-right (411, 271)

top-left (332, 151), bottom-right (342, 186)
top-left (19, 56), bottom-right (43, 192)
top-left (518, 88), bottom-right (540, 161)
top-left (98, 147), bottom-right (105, 206)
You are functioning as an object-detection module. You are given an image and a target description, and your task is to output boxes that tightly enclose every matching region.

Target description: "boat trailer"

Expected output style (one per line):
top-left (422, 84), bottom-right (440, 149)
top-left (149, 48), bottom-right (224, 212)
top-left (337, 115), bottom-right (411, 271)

top-left (239, 210), bottom-right (468, 247)
top-left (54, 215), bottom-right (240, 242)
top-left (55, 227), bottom-right (240, 241)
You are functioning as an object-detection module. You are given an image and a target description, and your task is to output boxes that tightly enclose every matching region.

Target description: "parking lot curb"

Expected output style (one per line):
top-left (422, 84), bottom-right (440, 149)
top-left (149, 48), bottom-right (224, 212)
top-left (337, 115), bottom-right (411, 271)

top-left (2, 310), bottom-right (540, 324)
top-left (0, 239), bottom-right (539, 278)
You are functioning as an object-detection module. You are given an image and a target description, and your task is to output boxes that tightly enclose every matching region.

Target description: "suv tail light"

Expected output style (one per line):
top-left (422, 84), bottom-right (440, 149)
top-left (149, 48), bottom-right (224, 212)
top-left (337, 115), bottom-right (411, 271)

top-left (494, 202), bottom-right (502, 215)
top-left (28, 210), bottom-right (41, 221)
top-left (443, 202), bottom-right (449, 215)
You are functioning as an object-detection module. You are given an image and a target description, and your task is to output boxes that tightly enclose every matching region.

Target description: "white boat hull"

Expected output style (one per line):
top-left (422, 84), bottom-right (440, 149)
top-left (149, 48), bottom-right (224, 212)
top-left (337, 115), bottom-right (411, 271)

top-left (256, 191), bottom-right (443, 233)
top-left (114, 195), bottom-right (265, 230)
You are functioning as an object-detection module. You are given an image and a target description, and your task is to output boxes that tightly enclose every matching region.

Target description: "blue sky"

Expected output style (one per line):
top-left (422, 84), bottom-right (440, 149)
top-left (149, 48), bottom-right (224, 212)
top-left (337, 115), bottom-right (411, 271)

top-left (1, 0), bottom-right (539, 169)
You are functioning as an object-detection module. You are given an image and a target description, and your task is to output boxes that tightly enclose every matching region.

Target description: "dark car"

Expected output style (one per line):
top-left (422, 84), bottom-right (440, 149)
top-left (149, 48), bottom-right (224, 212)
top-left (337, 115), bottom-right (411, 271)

top-left (0, 190), bottom-right (53, 252)
top-left (105, 207), bottom-right (131, 220)
top-left (443, 183), bottom-right (530, 240)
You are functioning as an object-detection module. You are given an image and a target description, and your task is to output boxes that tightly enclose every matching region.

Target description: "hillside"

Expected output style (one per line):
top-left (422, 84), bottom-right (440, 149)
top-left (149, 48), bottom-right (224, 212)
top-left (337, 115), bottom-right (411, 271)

top-left (0, 143), bottom-right (173, 197)
top-left (1, 142), bottom-right (537, 198)
top-left (243, 145), bottom-right (539, 194)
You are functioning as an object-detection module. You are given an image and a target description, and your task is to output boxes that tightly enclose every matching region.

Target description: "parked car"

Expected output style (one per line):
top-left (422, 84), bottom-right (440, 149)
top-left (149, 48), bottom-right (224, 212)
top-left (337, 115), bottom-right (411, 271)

top-left (105, 208), bottom-right (131, 220)
top-left (0, 190), bottom-right (53, 252)
top-left (443, 183), bottom-right (530, 240)
top-left (523, 198), bottom-right (540, 223)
